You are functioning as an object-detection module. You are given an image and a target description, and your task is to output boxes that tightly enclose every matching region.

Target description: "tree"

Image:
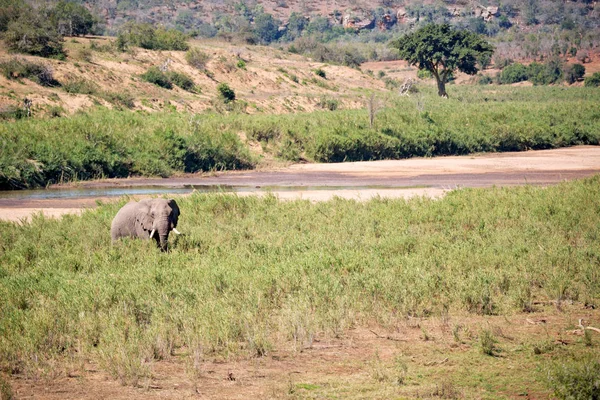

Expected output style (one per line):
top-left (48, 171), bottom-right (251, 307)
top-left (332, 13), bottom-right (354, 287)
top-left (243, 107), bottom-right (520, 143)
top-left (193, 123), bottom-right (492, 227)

top-left (4, 14), bottom-right (65, 58)
top-left (390, 23), bottom-right (494, 97)
top-left (253, 13), bottom-right (279, 44)
top-left (50, 1), bottom-right (97, 36)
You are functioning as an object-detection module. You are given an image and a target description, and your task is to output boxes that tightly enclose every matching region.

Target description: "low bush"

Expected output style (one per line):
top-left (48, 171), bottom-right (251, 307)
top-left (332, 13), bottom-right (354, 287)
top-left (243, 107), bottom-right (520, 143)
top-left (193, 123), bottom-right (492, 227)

top-left (499, 63), bottom-right (528, 84)
top-left (316, 96), bottom-right (339, 111)
top-left (98, 91), bottom-right (135, 109)
top-left (185, 47), bottom-right (210, 70)
top-left (217, 83), bottom-right (236, 103)
top-left (546, 357), bottom-right (600, 399)
top-left (62, 76), bottom-right (98, 94)
top-left (167, 71), bottom-right (196, 92)
top-left (478, 75), bottom-right (493, 85)
top-left (585, 72), bottom-right (600, 87)
top-left (564, 64), bottom-right (585, 84)
top-left (314, 68), bottom-right (326, 79)
top-left (118, 22), bottom-right (189, 51)
top-left (140, 67), bottom-right (196, 92)
top-left (0, 58), bottom-right (58, 86)
top-left (140, 67), bottom-right (173, 89)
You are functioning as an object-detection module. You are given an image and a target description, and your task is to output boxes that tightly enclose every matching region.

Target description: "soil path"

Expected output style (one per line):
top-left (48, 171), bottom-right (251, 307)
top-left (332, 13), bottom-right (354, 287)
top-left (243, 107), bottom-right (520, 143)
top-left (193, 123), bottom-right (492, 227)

top-left (1, 146), bottom-right (599, 221)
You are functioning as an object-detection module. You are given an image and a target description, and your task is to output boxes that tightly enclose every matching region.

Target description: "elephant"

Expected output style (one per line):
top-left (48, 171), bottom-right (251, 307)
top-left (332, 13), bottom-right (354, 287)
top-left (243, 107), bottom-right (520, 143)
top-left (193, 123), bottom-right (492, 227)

top-left (111, 198), bottom-right (181, 251)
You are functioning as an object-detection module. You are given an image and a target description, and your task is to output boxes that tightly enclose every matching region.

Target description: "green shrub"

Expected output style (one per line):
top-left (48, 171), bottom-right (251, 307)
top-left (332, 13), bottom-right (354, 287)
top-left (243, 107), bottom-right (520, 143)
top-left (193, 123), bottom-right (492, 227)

top-left (316, 96), bottom-right (339, 111)
top-left (0, 104), bottom-right (27, 120)
top-left (0, 58), bottom-right (58, 86)
top-left (417, 69), bottom-right (433, 79)
top-left (585, 72), bottom-right (600, 87)
top-left (479, 329), bottom-right (498, 356)
top-left (499, 63), bottom-right (528, 84)
top-left (62, 77), bottom-right (98, 94)
top-left (153, 27), bottom-right (189, 51)
top-left (217, 83), bottom-right (236, 103)
top-left (167, 71), bottom-right (196, 92)
top-left (236, 59), bottom-right (246, 69)
top-left (564, 64), bottom-right (585, 84)
top-left (0, 375), bottom-right (13, 400)
top-left (314, 68), bottom-right (326, 79)
top-left (99, 91), bottom-right (135, 109)
top-left (118, 22), bottom-right (189, 51)
top-left (140, 67), bottom-right (173, 89)
top-left (4, 14), bottom-right (65, 58)
top-left (546, 357), bottom-right (600, 399)
top-left (528, 59), bottom-right (563, 85)
top-left (185, 47), bottom-right (210, 70)
top-left (76, 47), bottom-right (93, 62)
top-left (478, 75), bottom-right (493, 85)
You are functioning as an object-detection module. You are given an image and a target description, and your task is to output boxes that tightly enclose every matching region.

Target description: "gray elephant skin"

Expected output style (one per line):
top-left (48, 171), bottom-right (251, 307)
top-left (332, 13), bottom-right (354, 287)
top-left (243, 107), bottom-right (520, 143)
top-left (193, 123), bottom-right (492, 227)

top-left (111, 198), bottom-right (181, 251)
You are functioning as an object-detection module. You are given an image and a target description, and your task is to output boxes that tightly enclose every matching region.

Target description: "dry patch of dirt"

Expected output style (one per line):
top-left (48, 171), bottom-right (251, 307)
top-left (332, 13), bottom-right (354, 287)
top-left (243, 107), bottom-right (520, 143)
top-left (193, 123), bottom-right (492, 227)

top-left (8, 304), bottom-right (600, 399)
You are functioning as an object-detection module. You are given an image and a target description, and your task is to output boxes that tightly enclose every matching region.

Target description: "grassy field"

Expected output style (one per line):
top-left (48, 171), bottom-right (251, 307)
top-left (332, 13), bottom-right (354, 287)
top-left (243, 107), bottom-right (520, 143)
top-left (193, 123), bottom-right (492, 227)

top-left (1, 85), bottom-right (600, 189)
top-left (1, 177), bottom-right (600, 397)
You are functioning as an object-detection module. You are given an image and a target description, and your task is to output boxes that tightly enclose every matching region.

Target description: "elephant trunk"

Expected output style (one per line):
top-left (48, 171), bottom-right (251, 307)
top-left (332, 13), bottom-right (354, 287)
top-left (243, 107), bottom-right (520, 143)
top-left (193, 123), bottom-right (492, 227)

top-left (159, 233), bottom-right (169, 252)
top-left (154, 216), bottom-right (171, 251)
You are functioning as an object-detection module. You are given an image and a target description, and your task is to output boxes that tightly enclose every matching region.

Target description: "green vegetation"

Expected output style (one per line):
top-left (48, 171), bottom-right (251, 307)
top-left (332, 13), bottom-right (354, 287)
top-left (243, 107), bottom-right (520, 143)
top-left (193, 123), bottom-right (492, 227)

top-left (217, 83), bottom-right (236, 103)
top-left (314, 68), bottom-right (326, 79)
top-left (3, 14), bottom-right (65, 58)
top-left (585, 73), bottom-right (600, 88)
top-left (185, 47), bottom-right (210, 70)
top-left (1, 86), bottom-right (599, 189)
top-left (546, 356), bottom-right (600, 399)
top-left (0, 58), bottom-right (58, 86)
top-left (140, 67), bottom-right (196, 92)
top-left (0, 110), bottom-right (253, 189)
top-left (1, 176), bottom-right (600, 383)
top-left (140, 67), bottom-right (173, 89)
top-left (499, 59), bottom-right (586, 86)
top-left (391, 24), bottom-right (494, 97)
top-left (117, 22), bottom-right (189, 51)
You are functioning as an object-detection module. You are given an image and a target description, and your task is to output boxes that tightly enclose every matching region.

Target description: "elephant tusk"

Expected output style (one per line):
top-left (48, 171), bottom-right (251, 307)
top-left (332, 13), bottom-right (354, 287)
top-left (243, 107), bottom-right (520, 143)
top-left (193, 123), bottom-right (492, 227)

top-left (172, 228), bottom-right (182, 235)
top-left (150, 229), bottom-right (156, 238)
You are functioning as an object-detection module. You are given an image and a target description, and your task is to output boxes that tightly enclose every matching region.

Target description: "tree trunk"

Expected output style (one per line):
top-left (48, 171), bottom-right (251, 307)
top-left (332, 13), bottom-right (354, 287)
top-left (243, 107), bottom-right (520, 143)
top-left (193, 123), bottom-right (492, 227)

top-left (436, 78), bottom-right (448, 98)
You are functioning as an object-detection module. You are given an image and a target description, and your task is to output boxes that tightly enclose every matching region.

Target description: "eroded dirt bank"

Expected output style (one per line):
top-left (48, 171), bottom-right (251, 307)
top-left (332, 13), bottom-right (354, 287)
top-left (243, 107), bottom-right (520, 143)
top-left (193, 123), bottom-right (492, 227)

top-left (1, 146), bottom-right (599, 222)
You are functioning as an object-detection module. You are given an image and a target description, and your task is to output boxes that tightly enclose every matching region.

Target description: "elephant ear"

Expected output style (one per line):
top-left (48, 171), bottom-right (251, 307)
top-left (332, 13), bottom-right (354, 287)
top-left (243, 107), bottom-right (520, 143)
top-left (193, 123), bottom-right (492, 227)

top-left (136, 202), bottom-right (154, 232)
top-left (168, 199), bottom-right (180, 226)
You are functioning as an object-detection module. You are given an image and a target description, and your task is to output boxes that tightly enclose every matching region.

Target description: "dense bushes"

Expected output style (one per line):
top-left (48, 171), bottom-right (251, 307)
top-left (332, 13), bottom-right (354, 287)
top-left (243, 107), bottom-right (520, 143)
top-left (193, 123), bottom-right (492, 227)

top-left (117, 22), bottom-right (189, 51)
top-left (499, 63), bottom-right (529, 84)
top-left (1, 87), bottom-right (598, 188)
top-left (0, 111), bottom-right (254, 189)
top-left (140, 67), bottom-right (196, 92)
top-left (3, 15), bottom-right (65, 58)
top-left (585, 72), bottom-right (600, 87)
top-left (499, 60), bottom-right (586, 86)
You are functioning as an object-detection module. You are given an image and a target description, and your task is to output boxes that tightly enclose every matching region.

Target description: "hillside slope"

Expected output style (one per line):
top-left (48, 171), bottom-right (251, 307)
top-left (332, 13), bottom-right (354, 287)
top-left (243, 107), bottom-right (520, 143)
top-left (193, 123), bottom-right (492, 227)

top-left (0, 37), bottom-right (398, 117)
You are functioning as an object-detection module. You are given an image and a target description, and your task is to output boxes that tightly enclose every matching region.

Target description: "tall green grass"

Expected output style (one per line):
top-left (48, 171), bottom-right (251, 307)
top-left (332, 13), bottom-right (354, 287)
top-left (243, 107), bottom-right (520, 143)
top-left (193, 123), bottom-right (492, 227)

top-left (1, 177), bottom-right (599, 381)
top-left (1, 86), bottom-right (599, 189)
top-left (0, 110), bottom-right (254, 189)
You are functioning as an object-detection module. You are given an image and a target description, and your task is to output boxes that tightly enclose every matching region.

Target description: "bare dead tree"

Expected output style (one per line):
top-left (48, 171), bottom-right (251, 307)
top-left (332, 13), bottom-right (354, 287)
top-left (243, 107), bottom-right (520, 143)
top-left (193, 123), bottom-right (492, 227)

top-left (23, 98), bottom-right (32, 117)
top-left (366, 93), bottom-right (383, 128)
top-left (159, 58), bottom-right (173, 72)
top-left (399, 78), bottom-right (416, 96)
